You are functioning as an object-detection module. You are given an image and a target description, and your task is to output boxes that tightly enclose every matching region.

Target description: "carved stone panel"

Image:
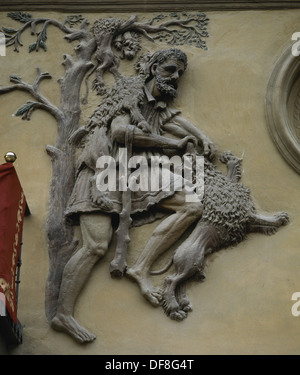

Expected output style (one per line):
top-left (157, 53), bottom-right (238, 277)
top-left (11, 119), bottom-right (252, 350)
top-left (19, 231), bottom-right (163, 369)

top-left (0, 11), bottom-right (291, 345)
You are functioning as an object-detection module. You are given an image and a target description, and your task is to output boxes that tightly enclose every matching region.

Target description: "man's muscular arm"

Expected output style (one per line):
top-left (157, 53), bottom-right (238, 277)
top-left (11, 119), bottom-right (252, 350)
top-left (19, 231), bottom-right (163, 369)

top-left (163, 115), bottom-right (216, 159)
top-left (111, 114), bottom-right (196, 150)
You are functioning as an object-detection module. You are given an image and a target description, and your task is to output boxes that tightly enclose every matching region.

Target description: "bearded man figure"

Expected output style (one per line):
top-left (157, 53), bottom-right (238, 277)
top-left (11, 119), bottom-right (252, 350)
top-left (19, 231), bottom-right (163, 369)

top-left (51, 48), bottom-right (216, 343)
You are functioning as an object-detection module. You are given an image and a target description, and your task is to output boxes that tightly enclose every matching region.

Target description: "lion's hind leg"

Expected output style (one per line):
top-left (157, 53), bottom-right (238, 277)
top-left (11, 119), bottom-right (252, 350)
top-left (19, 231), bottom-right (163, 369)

top-left (176, 282), bottom-right (192, 313)
top-left (162, 256), bottom-right (206, 321)
top-left (175, 261), bottom-right (206, 314)
top-left (162, 272), bottom-right (190, 321)
top-left (161, 221), bottom-right (220, 320)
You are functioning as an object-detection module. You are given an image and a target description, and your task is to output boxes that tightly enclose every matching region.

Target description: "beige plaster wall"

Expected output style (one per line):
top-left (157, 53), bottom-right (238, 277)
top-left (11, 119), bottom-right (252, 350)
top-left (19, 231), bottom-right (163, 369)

top-left (0, 9), bottom-right (300, 355)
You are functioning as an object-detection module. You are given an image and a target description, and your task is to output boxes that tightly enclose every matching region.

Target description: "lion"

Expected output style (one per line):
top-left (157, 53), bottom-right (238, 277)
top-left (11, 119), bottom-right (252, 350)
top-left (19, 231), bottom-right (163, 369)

top-left (150, 151), bottom-right (289, 321)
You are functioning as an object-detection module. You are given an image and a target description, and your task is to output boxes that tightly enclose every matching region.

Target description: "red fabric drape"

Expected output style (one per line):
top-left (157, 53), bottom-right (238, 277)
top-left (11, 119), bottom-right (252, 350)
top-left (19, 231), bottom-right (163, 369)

top-left (0, 163), bottom-right (26, 323)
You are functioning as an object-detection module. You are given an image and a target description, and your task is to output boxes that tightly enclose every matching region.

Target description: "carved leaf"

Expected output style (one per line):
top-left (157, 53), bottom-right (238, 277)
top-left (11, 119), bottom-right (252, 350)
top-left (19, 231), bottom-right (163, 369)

top-left (2, 27), bottom-right (17, 34)
top-left (29, 27), bottom-right (48, 53)
top-left (63, 15), bottom-right (84, 28)
top-left (7, 12), bottom-right (32, 24)
top-left (9, 74), bottom-right (22, 83)
top-left (39, 41), bottom-right (47, 52)
top-left (15, 101), bottom-right (35, 117)
top-left (28, 43), bottom-right (37, 53)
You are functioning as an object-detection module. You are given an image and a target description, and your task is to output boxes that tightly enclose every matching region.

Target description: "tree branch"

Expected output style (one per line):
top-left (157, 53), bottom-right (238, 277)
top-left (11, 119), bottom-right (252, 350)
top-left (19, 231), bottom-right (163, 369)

top-left (122, 13), bottom-right (208, 49)
top-left (128, 17), bottom-right (197, 37)
top-left (0, 68), bottom-right (63, 121)
top-left (15, 100), bottom-right (56, 120)
top-left (63, 19), bottom-right (91, 43)
top-left (3, 16), bottom-right (79, 52)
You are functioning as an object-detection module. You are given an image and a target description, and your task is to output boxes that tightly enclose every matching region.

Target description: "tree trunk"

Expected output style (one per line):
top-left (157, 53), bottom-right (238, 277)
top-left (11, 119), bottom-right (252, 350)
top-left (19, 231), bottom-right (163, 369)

top-left (45, 38), bottom-right (96, 322)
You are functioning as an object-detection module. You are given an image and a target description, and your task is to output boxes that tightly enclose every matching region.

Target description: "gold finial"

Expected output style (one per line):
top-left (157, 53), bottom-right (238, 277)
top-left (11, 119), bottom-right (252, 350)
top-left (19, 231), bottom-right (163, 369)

top-left (4, 152), bottom-right (17, 163)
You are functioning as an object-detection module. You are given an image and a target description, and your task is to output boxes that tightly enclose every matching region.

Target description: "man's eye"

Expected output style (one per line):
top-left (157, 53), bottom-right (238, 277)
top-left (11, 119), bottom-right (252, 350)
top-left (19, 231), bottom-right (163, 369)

top-left (164, 66), bottom-right (176, 73)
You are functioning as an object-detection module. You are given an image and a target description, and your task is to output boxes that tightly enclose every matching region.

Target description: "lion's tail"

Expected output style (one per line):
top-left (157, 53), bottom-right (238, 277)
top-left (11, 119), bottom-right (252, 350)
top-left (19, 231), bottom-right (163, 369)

top-left (150, 258), bottom-right (173, 276)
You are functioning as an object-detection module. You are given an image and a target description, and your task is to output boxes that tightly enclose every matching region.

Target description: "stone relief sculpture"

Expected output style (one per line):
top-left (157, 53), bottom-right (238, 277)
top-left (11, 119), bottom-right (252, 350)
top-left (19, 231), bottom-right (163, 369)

top-left (53, 47), bottom-right (217, 344)
top-left (152, 152), bottom-right (289, 320)
top-left (0, 11), bottom-right (289, 344)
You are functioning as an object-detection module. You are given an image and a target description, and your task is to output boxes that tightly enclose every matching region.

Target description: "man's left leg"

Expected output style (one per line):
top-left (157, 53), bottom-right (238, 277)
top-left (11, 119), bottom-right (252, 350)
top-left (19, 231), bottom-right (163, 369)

top-left (126, 189), bottom-right (202, 306)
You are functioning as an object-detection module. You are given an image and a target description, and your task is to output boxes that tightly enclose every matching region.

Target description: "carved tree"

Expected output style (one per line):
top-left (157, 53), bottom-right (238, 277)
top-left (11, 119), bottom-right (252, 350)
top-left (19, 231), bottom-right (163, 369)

top-left (0, 11), bottom-right (209, 322)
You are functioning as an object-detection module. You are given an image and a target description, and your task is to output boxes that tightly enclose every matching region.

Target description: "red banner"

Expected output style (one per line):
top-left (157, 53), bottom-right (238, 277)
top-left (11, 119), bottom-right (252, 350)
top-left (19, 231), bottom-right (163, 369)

top-left (0, 162), bottom-right (26, 324)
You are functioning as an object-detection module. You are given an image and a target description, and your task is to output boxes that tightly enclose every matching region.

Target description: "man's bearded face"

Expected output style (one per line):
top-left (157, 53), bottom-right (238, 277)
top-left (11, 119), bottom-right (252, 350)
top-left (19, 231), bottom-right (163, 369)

top-left (155, 72), bottom-right (178, 99)
top-left (154, 58), bottom-right (185, 100)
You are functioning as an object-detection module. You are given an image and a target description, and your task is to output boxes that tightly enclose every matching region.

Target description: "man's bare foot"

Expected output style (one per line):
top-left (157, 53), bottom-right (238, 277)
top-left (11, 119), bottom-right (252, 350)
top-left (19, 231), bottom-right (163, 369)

top-left (126, 267), bottom-right (162, 306)
top-left (51, 313), bottom-right (96, 344)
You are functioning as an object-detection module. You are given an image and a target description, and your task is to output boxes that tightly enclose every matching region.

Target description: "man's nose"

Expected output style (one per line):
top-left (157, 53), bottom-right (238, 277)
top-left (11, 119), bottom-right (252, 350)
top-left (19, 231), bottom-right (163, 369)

top-left (171, 71), bottom-right (180, 80)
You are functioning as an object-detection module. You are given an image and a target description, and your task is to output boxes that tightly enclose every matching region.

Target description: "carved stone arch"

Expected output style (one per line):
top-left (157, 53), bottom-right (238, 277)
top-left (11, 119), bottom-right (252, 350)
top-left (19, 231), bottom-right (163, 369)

top-left (265, 46), bottom-right (300, 174)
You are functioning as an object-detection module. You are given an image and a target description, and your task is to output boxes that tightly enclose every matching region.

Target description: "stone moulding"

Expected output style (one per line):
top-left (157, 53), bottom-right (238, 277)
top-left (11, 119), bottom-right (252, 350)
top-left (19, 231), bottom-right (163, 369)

top-left (265, 46), bottom-right (300, 174)
top-left (1, 1), bottom-right (300, 12)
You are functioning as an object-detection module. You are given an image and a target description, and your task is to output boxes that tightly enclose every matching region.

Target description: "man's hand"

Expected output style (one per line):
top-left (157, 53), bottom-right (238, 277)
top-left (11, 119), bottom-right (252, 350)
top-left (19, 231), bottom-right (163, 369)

top-left (177, 136), bottom-right (198, 150)
top-left (169, 116), bottom-right (217, 160)
top-left (201, 136), bottom-right (216, 160)
top-left (137, 120), bottom-right (152, 134)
